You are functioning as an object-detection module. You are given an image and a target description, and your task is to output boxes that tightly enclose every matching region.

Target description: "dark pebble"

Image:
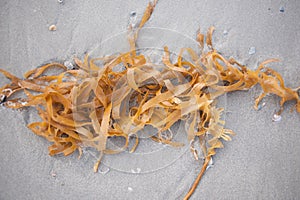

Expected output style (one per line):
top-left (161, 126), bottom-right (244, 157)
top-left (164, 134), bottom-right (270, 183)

top-left (280, 6), bottom-right (285, 12)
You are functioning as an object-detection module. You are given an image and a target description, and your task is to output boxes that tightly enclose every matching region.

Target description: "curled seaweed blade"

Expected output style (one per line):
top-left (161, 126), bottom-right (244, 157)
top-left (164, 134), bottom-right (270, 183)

top-left (1, 1), bottom-right (299, 200)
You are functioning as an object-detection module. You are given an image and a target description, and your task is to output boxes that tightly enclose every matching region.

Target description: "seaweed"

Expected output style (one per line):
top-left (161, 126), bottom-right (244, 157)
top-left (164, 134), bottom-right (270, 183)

top-left (0, 1), bottom-right (299, 199)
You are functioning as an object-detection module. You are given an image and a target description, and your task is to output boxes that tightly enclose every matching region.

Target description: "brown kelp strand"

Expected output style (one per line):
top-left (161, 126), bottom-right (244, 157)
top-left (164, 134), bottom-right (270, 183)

top-left (0, 1), bottom-right (299, 199)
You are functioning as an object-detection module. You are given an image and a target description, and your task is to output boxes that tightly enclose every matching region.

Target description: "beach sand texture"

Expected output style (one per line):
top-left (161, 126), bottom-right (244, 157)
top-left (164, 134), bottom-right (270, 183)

top-left (0, 0), bottom-right (300, 199)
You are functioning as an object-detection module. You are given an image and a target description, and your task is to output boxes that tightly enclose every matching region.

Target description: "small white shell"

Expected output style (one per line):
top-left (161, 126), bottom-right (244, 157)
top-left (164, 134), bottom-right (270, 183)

top-left (272, 114), bottom-right (282, 122)
top-left (248, 47), bottom-right (256, 55)
top-left (49, 25), bottom-right (57, 31)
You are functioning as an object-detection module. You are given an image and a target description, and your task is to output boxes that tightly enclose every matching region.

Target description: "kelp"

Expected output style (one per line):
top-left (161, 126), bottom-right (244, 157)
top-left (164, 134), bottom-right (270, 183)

top-left (0, 1), bottom-right (299, 199)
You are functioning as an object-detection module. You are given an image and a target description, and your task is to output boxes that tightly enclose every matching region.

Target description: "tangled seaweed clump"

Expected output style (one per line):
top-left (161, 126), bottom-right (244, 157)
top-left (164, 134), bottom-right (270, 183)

top-left (0, 1), bottom-right (299, 199)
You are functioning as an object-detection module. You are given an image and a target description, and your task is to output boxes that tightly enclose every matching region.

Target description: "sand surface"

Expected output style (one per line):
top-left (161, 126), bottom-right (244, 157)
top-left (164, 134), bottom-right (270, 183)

top-left (1, 0), bottom-right (300, 199)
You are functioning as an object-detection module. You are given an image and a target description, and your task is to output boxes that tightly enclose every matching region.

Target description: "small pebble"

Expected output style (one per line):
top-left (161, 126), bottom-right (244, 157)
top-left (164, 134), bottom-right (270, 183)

top-left (58, 0), bottom-right (64, 3)
top-left (49, 25), bottom-right (57, 31)
top-left (279, 6), bottom-right (284, 13)
top-left (130, 11), bottom-right (137, 17)
top-left (64, 60), bottom-right (74, 70)
top-left (272, 113), bottom-right (282, 122)
top-left (223, 30), bottom-right (228, 36)
top-left (128, 187), bottom-right (133, 192)
top-left (51, 172), bottom-right (57, 177)
top-left (248, 47), bottom-right (256, 55)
